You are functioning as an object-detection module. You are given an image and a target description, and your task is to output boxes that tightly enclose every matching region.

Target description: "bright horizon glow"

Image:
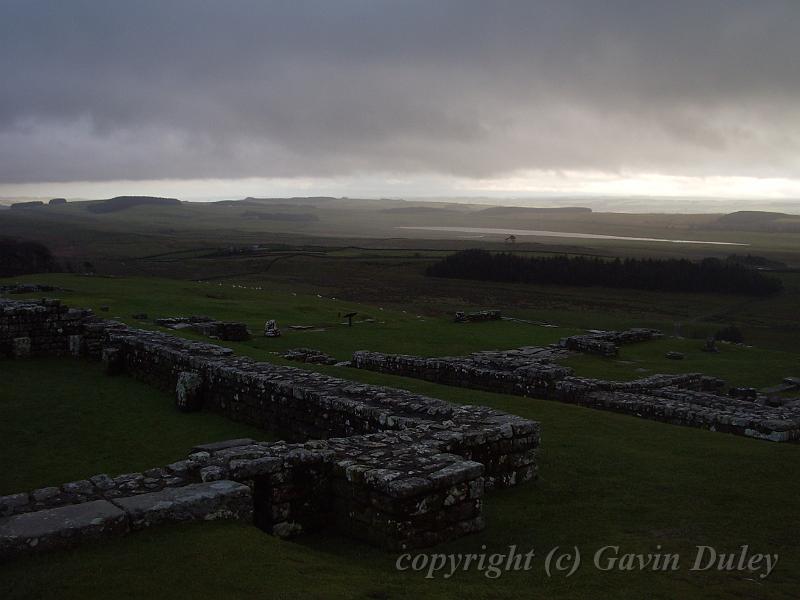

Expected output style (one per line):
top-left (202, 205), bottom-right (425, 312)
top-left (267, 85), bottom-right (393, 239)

top-left (2, 170), bottom-right (800, 213)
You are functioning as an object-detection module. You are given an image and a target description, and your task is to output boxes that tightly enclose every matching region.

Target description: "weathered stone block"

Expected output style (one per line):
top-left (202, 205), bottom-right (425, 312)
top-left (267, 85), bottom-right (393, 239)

top-left (199, 466), bottom-right (227, 482)
top-left (0, 500), bottom-right (128, 560)
top-left (31, 487), bottom-right (60, 503)
top-left (67, 334), bottom-right (83, 357)
top-left (175, 371), bottom-right (204, 412)
top-left (12, 337), bottom-right (31, 358)
top-left (61, 480), bottom-right (94, 496)
top-left (427, 461), bottom-right (484, 488)
top-left (101, 347), bottom-right (122, 375)
top-left (0, 493), bottom-right (29, 518)
top-left (111, 481), bottom-right (252, 530)
top-left (272, 521), bottom-right (302, 538)
top-left (229, 456), bottom-right (282, 479)
top-left (90, 474), bottom-right (116, 491)
top-left (191, 438), bottom-right (256, 454)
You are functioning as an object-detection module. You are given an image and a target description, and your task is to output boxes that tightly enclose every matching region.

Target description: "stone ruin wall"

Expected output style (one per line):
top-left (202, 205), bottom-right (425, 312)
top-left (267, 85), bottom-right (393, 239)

top-left (349, 351), bottom-right (572, 399)
top-left (352, 330), bottom-right (800, 443)
top-left (106, 328), bottom-right (538, 488)
top-left (558, 328), bottom-right (662, 356)
top-left (0, 299), bottom-right (539, 559)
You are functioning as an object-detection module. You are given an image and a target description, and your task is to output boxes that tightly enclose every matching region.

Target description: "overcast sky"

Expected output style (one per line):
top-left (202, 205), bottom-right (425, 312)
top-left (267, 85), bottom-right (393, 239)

top-left (1, 0), bottom-right (799, 201)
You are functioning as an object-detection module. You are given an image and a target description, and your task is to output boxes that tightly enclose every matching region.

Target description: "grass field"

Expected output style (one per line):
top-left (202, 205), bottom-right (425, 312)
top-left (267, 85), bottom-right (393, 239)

top-left (1, 273), bottom-right (799, 599)
top-left (0, 359), bottom-right (271, 495)
top-left (3, 273), bottom-right (798, 387)
top-left (1, 357), bottom-right (799, 599)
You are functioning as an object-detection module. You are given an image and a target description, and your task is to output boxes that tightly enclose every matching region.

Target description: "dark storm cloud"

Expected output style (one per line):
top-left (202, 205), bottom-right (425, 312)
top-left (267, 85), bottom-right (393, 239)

top-left (1, 0), bottom-right (798, 182)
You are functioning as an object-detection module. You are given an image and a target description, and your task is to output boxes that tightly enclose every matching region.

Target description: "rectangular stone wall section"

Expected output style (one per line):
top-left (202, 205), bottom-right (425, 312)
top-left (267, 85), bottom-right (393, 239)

top-left (99, 329), bottom-right (540, 488)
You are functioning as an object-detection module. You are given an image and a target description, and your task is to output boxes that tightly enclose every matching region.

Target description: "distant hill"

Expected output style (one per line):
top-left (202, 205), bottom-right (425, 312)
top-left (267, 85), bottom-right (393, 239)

top-left (240, 211), bottom-right (319, 222)
top-left (478, 206), bottom-right (592, 215)
top-left (243, 196), bottom-right (338, 204)
top-left (213, 199), bottom-right (266, 207)
top-left (380, 206), bottom-right (459, 214)
top-left (10, 201), bottom-right (44, 209)
top-left (713, 211), bottom-right (800, 233)
top-left (717, 211), bottom-right (787, 225)
top-left (213, 197), bottom-right (339, 208)
top-left (86, 196), bottom-right (181, 214)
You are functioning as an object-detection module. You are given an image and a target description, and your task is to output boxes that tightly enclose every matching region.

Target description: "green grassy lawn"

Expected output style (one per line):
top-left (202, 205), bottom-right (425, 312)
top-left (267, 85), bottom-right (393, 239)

top-left (560, 337), bottom-right (799, 388)
top-left (233, 253), bottom-right (799, 351)
top-left (0, 359), bottom-right (271, 495)
top-left (3, 273), bottom-right (797, 386)
top-left (2, 273), bottom-right (576, 359)
top-left (1, 357), bottom-right (799, 599)
top-left (1, 273), bottom-right (799, 598)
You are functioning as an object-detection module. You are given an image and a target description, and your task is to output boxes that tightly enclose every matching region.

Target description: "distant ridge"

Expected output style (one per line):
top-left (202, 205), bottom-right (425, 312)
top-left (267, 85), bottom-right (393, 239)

top-left (240, 211), bottom-right (318, 222)
top-left (244, 196), bottom-right (337, 204)
top-left (716, 211), bottom-right (788, 225)
top-left (380, 206), bottom-right (458, 214)
top-left (713, 211), bottom-right (800, 233)
top-left (86, 196), bottom-right (181, 214)
top-left (478, 206), bottom-right (592, 215)
top-left (213, 197), bottom-right (337, 207)
top-left (10, 200), bottom-right (45, 209)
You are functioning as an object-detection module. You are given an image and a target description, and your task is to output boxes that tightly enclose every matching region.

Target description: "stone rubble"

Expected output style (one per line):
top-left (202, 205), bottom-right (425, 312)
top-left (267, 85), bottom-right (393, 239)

top-left (0, 283), bottom-right (65, 295)
top-left (282, 348), bottom-right (339, 365)
top-left (155, 316), bottom-right (251, 341)
top-left (454, 310), bottom-right (501, 323)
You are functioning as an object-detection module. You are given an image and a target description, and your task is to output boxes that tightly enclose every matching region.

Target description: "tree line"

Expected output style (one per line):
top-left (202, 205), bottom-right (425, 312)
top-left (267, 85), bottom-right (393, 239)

top-left (0, 239), bottom-right (59, 277)
top-left (426, 249), bottom-right (783, 296)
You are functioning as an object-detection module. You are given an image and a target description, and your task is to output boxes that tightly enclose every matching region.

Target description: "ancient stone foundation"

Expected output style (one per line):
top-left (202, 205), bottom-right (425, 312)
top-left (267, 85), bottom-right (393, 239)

top-left (352, 329), bottom-right (800, 443)
top-left (282, 347), bottom-right (338, 365)
top-left (0, 299), bottom-right (539, 560)
top-left (558, 328), bottom-right (662, 356)
top-left (155, 316), bottom-right (251, 341)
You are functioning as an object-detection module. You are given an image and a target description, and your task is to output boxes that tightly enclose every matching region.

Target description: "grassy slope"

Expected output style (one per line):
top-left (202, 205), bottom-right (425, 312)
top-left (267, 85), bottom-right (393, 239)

top-left (1, 274), bottom-right (799, 599)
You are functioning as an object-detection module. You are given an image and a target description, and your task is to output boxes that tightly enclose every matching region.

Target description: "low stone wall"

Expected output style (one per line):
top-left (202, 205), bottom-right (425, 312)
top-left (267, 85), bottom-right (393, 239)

top-left (557, 328), bottom-right (663, 356)
top-left (352, 331), bottom-right (800, 443)
top-left (571, 387), bottom-right (800, 442)
top-left (0, 481), bottom-right (251, 560)
top-left (0, 298), bottom-right (93, 357)
top-left (351, 349), bottom-right (572, 399)
top-left (0, 299), bottom-right (540, 559)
